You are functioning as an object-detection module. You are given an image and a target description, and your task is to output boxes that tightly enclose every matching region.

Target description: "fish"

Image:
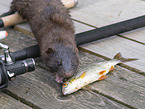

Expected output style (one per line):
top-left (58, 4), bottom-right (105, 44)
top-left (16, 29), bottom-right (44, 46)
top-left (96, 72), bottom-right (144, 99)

top-left (62, 53), bottom-right (138, 95)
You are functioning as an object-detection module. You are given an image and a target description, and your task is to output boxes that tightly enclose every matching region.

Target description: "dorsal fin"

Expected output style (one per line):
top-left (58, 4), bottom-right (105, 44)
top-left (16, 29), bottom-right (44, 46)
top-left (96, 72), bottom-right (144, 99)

top-left (113, 53), bottom-right (138, 62)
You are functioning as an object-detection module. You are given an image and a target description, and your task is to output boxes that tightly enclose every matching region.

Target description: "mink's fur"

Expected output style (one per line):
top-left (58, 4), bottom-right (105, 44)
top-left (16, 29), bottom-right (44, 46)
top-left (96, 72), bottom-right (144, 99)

top-left (2, 0), bottom-right (79, 83)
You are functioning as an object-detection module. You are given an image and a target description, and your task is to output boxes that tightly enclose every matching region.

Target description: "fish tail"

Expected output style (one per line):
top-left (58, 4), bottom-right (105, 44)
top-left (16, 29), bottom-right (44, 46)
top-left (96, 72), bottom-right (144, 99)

top-left (113, 53), bottom-right (138, 62)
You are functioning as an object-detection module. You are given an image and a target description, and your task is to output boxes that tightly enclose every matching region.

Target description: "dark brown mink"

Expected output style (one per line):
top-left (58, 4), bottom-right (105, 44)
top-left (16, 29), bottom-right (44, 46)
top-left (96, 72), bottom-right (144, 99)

top-left (2, 0), bottom-right (79, 83)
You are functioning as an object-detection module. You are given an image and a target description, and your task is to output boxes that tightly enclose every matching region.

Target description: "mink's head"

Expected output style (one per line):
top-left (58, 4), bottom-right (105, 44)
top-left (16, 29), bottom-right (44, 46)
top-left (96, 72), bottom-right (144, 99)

top-left (42, 44), bottom-right (79, 83)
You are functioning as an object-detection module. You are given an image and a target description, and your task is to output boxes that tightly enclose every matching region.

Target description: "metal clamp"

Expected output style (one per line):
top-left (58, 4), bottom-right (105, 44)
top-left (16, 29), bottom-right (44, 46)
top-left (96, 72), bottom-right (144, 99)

top-left (0, 43), bottom-right (13, 65)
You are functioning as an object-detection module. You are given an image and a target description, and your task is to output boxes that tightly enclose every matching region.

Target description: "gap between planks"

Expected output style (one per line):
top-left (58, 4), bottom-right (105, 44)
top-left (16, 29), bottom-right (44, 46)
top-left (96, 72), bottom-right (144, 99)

top-left (2, 89), bottom-right (41, 109)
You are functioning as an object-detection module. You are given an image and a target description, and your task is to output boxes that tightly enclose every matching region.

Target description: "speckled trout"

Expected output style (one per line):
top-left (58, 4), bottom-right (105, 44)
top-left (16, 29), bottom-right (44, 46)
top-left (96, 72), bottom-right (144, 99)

top-left (62, 53), bottom-right (138, 95)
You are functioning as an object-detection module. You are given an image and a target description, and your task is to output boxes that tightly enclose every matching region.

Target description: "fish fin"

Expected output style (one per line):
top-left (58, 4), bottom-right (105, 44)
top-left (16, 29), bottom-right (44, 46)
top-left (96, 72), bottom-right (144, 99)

top-left (98, 75), bottom-right (107, 80)
top-left (79, 71), bottom-right (87, 79)
top-left (110, 69), bottom-right (116, 73)
top-left (82, 85), bottom-right (93, 91)
top-left (109, 66), bottom-right (116, 71)
top-left (113, 53), bottom-right (138, 62)
top-left (99, 70), bottom-right (106, 75)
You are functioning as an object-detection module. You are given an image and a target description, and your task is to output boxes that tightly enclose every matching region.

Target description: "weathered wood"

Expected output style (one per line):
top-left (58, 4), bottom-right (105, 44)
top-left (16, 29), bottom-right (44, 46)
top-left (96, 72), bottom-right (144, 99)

top-left (120, 27), bottom-right (145, 44)
top-left (0, 0), bottom-right (11, 15)
top-left (14, 23), bottom-right (34, 37)
top-left (80, 36), bottom-right (145, 73)
top-left (70, 0), bottom-right (145, 27)
top-left (5, 65), bottom-right (129, 109)
top-left (0, 92), bottom-right (32, 109)
top-left (90, 66), bottom-right (145, 109)
top-left (0, 0), bottom-right (145, 108)
top-left (0, 28), bottom-right (130, 109)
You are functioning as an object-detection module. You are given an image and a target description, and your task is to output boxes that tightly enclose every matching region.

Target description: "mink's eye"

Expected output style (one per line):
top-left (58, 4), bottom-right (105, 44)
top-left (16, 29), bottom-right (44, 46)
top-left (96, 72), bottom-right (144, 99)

top-left (71, 63), bottom-right (74, 66)
top-left (57, 61), bottom-right (62, 66)
top-left (71, 61), bottom-right (75, 67)
top-left (63, 83), bottom-right (68, 88)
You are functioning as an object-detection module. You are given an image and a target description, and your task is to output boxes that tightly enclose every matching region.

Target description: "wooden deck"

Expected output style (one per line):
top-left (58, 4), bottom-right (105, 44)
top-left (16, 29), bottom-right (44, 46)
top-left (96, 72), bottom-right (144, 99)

top-left (0, 0), bottom-right (145, 108)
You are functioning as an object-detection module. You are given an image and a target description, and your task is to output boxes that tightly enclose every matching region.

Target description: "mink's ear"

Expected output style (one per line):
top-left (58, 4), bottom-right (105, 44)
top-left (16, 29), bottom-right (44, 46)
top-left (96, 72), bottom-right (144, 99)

top-left (46, 48), bottom-right (54, 54)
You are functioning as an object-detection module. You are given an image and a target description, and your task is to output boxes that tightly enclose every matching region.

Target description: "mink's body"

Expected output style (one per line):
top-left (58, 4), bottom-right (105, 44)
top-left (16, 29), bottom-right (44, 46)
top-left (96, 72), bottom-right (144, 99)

top-left (2, 0), bottom-right (79, 83)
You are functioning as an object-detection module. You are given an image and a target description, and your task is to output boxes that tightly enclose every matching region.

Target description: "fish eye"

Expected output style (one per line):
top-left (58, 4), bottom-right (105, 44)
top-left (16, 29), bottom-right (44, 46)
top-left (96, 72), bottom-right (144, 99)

top-left (63, 83), bottom-right (68, 88)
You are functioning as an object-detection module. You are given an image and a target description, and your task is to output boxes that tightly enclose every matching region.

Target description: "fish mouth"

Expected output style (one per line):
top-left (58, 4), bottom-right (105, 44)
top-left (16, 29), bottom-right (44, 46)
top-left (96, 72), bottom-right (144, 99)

top-left (62, 92), bottom-right (68, 96)
top-left (62, 89), bottom-right (75, 96)
top-left (62, 89), bottom-right (69, 96)
top-left (62, 91), bottom-right (65, 96)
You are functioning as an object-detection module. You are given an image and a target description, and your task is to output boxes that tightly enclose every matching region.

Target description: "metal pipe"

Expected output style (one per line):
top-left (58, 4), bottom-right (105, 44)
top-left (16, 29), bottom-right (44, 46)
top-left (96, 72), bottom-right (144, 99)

top-left (76, 15), bottom-right (145, 45)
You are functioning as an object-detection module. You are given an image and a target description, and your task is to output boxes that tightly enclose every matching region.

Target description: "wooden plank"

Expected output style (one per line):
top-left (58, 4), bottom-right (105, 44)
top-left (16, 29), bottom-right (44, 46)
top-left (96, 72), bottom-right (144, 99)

top-left (70, 0), bottom-right (145, 42)
top-left (0, 92), bottom-right (32, 109)
top-left (120, 27), bottom-right (145, 44)
top-left (0, 0), bottom-right (11, 15)
top-left (91, 66), bottom-right (145, 109)
top-left (80, 36), bottom-right (145, 73)
top-left (5, 65), bottom-right (129, 109)
top-left (70, 0), bottom-right (145, 27)
top-left (14, 23), bottom-right (34, 37)
top-left (0, 28), bottom-right (130, 109)
top-left (71, 0), bottom-right (145, 55)
top-left (0, 1), bottom-right (145, 108)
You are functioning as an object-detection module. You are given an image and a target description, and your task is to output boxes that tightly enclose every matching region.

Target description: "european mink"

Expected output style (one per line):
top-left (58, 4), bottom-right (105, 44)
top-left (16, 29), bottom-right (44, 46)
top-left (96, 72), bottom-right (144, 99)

top-left (1, 0), bottom-right (79, 83)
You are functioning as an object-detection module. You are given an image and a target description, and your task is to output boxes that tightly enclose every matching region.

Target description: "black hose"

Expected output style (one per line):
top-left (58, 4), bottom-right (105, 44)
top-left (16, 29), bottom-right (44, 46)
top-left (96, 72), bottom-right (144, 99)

top-left (76, 15), bottom-right (145, 45)
top-left (0, 19), bottom-right (4, 27)
top-left (10, 45), bottom-right (40, 61)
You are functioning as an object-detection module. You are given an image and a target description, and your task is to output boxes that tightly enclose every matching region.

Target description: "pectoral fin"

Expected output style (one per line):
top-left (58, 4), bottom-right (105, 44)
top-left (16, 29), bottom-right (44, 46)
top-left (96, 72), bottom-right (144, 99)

top-left (79, 71), bottom-right (87, 79)
top-left (99, 70), bottom-right (106, 75)
top-left (98, 75), bottom-right (107, 80)
top-left (110, 66), bottom-right (116, 71)
top-left (82, 85), bottom-right (93, 91)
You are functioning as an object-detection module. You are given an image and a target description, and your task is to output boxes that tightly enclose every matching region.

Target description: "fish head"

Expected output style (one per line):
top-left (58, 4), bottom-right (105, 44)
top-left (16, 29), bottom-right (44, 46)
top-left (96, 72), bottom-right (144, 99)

top-left (62, 77), bottom-right (79, 95)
